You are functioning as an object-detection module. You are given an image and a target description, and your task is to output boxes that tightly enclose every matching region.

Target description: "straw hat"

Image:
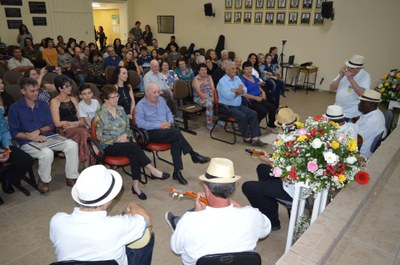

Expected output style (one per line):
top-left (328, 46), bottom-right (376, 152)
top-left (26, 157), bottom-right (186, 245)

top-left (274, 108), bottom-right (300, 128)
top-left (359, 89), bottom-right (382, 103)
top-left (199, 158), bottom-right (241, 183)
top-left (345, 55), bottom-right (365, 68)
top-left (71, 165), bottom-right (123, 207)
top-left (324, 105), bottom-right (345, 120)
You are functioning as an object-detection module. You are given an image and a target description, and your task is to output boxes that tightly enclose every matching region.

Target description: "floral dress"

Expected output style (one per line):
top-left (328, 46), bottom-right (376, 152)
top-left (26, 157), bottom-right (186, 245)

top-left (193, 75), bottom-right (214, 129)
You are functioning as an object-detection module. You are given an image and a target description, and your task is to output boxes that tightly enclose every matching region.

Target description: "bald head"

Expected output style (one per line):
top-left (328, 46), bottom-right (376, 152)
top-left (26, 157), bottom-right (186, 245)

top-left (150, 59), bottom-right (160, 73)
top-left (145, 81), bottom-right (161, 103)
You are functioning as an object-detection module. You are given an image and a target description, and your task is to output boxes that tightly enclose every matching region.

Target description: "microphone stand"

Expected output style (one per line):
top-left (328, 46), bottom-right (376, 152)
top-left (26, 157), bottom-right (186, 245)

top-left (280, 40), bottom-right (287, 87)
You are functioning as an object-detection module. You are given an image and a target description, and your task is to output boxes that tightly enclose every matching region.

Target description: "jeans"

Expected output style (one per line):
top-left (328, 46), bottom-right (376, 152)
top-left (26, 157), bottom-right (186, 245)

top-left (126, 233), bottom-right (155, 265)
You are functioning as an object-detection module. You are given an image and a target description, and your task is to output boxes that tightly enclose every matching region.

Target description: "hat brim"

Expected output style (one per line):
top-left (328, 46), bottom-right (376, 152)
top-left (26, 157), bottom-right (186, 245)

top-left (199, 174), bottom-right (241, 183)
top-left (345, 61), bottom-right (363, 68)
top-left (71, 169), bottom-right (123, 207)
top-left (274, 113), bottom-right (300, 128)
top-left (323, 113), bottom-right (345, 120)
top-left (358, 96), bottom-right (382, 103)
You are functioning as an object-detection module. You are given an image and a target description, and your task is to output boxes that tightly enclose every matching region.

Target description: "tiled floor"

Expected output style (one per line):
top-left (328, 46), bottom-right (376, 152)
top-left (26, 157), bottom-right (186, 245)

top-left (1, 89), bottom-right (344, 265)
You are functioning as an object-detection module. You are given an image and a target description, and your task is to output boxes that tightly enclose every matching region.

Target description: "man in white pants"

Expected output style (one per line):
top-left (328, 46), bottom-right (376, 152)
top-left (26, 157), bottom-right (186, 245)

top-left (8, 78), bottom-right (79, 192)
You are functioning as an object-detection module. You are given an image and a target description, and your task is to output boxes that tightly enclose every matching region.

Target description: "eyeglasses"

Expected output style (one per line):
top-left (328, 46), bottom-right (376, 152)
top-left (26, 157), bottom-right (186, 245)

top-left (108, 94), bottom-right (120, 99)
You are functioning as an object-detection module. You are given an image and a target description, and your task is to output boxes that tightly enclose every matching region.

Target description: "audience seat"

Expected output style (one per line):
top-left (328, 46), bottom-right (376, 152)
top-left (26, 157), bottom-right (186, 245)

top-left (370, 131), bottom-right (384, 154)
top-left (105, 66), bottom-right (115, 83)
top-left (196, 251), bottom-right (261, 265)
top-left (383, 109), bottom-right (394, 140)
top-left (5, 84), bottom-right (23, 101)
top-left (3, 70), bottom-right (23, 85)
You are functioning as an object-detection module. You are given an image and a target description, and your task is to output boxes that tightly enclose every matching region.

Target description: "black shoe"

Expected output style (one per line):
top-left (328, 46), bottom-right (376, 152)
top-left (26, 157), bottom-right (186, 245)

top-left (15, 185), bottom-right (31, 196)
top-left (149, 172), bottom-right (170, 180)
top-left (271, 225), bottom-right (281, 231)
top-left (251, 139), bottom-right (268, 147)
top-left (2, 181), bottom-right (14, 194)
top-left (0, 196), bottom-right (3, 205)
top-left (191, 152), bottom-right (210, 164)
top-left (173, 171), bottom-right (188, 185)
top-left (131, 186), bottom-right (147, 200)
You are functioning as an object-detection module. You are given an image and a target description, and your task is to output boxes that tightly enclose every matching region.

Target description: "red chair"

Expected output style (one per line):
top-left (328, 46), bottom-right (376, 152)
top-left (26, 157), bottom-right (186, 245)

top-left (210, 90), bottom-right (241, 145)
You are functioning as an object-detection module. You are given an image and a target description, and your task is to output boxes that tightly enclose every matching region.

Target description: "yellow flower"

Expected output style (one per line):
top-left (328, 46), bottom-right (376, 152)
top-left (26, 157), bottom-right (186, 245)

top-left (384, 82), bottom-right (390, 87)
top-left (296, 135), bottom-right (307, 142)
top-left (331, 140), bottom-right (340, 149)
top-left (380, 88), bottom-right (385, 93)
top-left (294, 121), bottom-right (304, 128)
top-left (330, 121), bottom-right (339, 128)
top-left (272, 154), bottom-right (279, 159)
top-left (383, 74), bottom-right (388, 79)
top-left (277, 139), bottom-right (284, 146)
top-left (396, 73), bottom-right (400, 78)
top-left (338, 174), bottom-right (346, 183)
top-left (347, 139), bottom-right (357, 152)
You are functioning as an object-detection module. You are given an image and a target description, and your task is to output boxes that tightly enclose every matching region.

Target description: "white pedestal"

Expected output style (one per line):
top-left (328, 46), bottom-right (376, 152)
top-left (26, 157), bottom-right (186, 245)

top-left (285, 182), bottom-right (329, 253)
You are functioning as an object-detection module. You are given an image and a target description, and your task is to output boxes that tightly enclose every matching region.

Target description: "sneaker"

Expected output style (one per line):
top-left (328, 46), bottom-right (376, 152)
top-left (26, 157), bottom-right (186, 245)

top-left (165, 211), bottom-right (177, 231)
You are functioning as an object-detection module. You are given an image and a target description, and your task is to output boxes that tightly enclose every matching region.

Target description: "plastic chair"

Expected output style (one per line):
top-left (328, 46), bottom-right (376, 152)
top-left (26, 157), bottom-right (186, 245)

top-left (370, 131), bottom-right (384, 153)
top-left (104, 66), bottom-right (115, 83)
top-left (127, 70), bottom-right (141, 90)
top-left (49, 260), bottom-right (118, 265)
top-left (196, 251), bottom-right (261, 265)
top-left (5, 84), bottom-right (23, 101)
top-left (383, 109), bottom-right (393, 140)
top-left (3, 70), bottom-right (23, 85)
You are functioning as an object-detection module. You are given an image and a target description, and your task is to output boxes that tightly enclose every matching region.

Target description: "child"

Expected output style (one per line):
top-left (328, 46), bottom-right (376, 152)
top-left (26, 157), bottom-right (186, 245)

top-left (78, 84), bottom-right (100, 129)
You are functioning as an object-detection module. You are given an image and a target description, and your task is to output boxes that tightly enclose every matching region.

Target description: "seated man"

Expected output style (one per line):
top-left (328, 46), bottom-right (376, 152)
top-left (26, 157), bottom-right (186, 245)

top-left (7, 46), bottom-right (34, 72)
top-left (8, 78), bottom-right (79, 192)
top-left (324, 104), bottom-right (358, 140)
top-left (166, 158), bottom-right (271, 265)
top-left (137, 46), bottom-right (151, 72)
top-left (135, 82), bottom-right (210, 185)
top-left (242, 108), bottom-right (299, 231)
top-left (71, 46), bottom-right (88, 85)
top-left (50, 165), bottom-right (154, 265)
top-left (104, 46), bottom-right (121, 68)
top-left (217, 61), bottom-right (267, 147)
top-left (356, 90), bottom-right (386, 159)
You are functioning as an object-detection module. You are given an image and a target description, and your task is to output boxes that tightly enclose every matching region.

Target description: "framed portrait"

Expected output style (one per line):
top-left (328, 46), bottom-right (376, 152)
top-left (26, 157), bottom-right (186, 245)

top-left (276, 12), bottom-right (285, 24)
top-left (303, 0), bottom-right (312, 9)
top-left (234, 11), bottom-right (242, 23)
top-left (32, 17), bottom-right (47, 26)
top-left (225, 12), bottom-right (232, 23)
top-left (29, 1), bottom-right (46, 14)
top-left (225, 0), bottom-right (233, 8)
top-left (278, 0), bottom-right (286, 8)
top-left (244, 11), bottom-right (252, 23)
top-left (288, 12), bottom-right (298, 24)
top-left (254, 12), bottom-right (263, 23)
top-left (314, 12), bottom-right (324, 24)
top-left (245, 0), bottom-right (253, 8)
top-left (316, 0), bottom-right (324, 8)
top-left (289, 0), bottom-right (299, 8)
top-left (265, 12), bottom-right (274, 24)
top-left (0, 0), bottom-right (22, 5)
top-left (300, 12), bottom-right (311, 24)
top-left (157, 16), bottom-right (174, 33)
top-left (266, 0), bottom-right (275, 8)
top-left (7, 19), bottom-right (22, 29)
top-left (235, 0), bottom-right (242, 9)
top-left (5, 7), bottom-right (21, 17)
top-left (256, 0), bottom-right (264, 8)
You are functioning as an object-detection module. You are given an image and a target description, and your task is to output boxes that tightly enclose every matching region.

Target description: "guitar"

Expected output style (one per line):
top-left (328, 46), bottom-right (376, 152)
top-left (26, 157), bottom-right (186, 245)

top-left (245, 148), bottom-right (267, 157)
top-left (168, 187), bottom-right (209, 206)
top-left (127, 227), bottom-right (152, 249)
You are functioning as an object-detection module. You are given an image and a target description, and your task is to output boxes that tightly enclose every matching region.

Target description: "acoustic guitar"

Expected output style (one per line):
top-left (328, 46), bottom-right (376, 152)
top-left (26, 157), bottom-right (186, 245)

top-left (245, 148), bottom-right (267, 157)
top-left (168, 187), bottom-right (209, 206)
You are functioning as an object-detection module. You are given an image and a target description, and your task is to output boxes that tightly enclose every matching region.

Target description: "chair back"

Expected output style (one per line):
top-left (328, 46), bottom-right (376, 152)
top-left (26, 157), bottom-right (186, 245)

top-left (173, 80), bottom-right (190, 100)
top-left (196, 251), bottom-right (261, 265)
top-left (49, 260), bottom-right (118, 265)
top-left (3, 70), bottom-right (23, 85)
top-left (105, 66), bottom-right (115, 83)
top-left (384, 109), bottom-right (394, 139)
top-left (42, 72), bottom-right (58, 84)
top-left (370, 131), bottom-right (384, 153)
top-left (127, 70), bottom-right (140, 90)
top-left (5, 84), bottom-right (23, 101)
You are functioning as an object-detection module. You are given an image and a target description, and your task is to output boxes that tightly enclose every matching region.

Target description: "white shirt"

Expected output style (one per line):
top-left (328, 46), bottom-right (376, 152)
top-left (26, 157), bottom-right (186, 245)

top-left (7, 57), bottom-right (34, 70)
top-left (338, 122), bottom-right (359, 142)
top-left (143, 70), bottom-right (169, 91)
top-left (356, 109), bottom-right (386, 159)
top-left (334, 69), bottom-right (371, 118)
top-left (78, 99), bottom-right (100, 127)
top-left (171, 204), bottom-right (271, 265)
top-left (50, 208), bottom-right (147, 265)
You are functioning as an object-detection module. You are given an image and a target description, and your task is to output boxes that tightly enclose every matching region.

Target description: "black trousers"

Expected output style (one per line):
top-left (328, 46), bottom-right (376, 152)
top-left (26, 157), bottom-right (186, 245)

top-left (104, 142), bottom-right (151, 181)
top-left (242, 164), bottom-right (292, 227)
top-left (1, 146), bottom-right (33, 187)
top-left (146, 128), bottom-right (193, 171)
top-left (249, 99), bottom-right (277, 127)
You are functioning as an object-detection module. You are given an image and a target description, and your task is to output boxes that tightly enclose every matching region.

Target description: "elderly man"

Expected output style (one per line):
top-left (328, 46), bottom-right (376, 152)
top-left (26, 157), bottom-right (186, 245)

top-left (356, 90), bottom-right (386, 159)
top-left (166, 158), bottom-right (271, 265)
top-left (324, 104), bottom-right (358, 140)
top-left (8, 78), bottom-right (79, 192)
top-left (217, 61), bottom-right (267, 147)
top-left (7, 46), bottom-right (34, 72)
top-left (50, 165), bottom-right (154, 265)
top-left (329, 55), bottom-right (371, 120)
top-left (217, 49), bottom-right (229, 66)
top-left (135, 82), bottom-right (210, 185)
top-left (104, 46), bottom-right (121, 67)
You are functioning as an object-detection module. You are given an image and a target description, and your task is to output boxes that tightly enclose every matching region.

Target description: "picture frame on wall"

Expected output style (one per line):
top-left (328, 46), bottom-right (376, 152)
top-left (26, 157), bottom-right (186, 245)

top-left (288, 12), bottom-right (298, 24)
top-left (32, 16), bottom-right (47, 26)
top-left (5, 7), bottom-right (21, 17)
top-left (244, 11), bottom-right (252, 23)
top-left (225, 12), bottom-right (232, 23)
top-left (7, 19), bottom-right (22, 29)
top-left (225, 0), bottom-right (232, 9)
top-left (301, 12), bottom-right (311, 24)
top-left (28, 1), bottom-right (46, 14)
top-left (265, 12), bottom-right (274, 24)
top-left (256, 0), bottom-right (264, 8)
top-left (234, 11), bottom-right (242, 23)
top-left (316, 0), bottom-right (324, 8)
top-left (278, 0), bottom-right (286, 8)
top-left (303, 0), bottom-right (312, 9)
top-left (235, 0), bottom-right (242, 9)
top-left (314, 12), bottom-right (324, 24)
top-left (254, 12), bottom-right (263, 23)
top-left (0, 0), bottom-right (22, 5)
top-left (289, 0), bottom-right (299, 8)
top-left (266, 0), bottom-right (275, 8)
top-left (245, 0), bottom-right (253, 8)
top-left (276, 12), bottom-right (285, 24)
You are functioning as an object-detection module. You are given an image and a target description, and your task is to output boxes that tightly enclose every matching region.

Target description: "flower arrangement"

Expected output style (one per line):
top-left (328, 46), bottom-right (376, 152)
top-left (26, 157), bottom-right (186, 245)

top-left (271, 116), bottom-right (369, 193)
top-left (378, 69), bottom-right (400, 103)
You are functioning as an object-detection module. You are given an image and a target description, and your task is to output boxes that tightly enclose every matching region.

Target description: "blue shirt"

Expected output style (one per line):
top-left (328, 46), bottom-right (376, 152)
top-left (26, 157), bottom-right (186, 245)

top-left (217, 74), bottom-right (247, 107)
top-left (137, 56), bottom-right (151, 69)
top-left (104, 56), bottom-right (122, 67)
top-left (0, 108), bottom-right (12, 148)
top-left (240, 75), bottom-right (262, 96)
top-left (135, 97), bottom-right (173, 130)
top-left (8, 98), bottom-right (55, 146)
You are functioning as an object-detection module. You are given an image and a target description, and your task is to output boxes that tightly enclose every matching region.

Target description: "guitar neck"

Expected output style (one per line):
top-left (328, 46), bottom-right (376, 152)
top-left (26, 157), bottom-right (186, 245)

top-left (168, 188), bottom-right (209, 206)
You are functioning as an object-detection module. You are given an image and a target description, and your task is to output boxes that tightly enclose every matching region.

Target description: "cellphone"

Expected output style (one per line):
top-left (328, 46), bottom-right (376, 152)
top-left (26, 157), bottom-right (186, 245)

top-left (45, 66), bottom-right (56, 72)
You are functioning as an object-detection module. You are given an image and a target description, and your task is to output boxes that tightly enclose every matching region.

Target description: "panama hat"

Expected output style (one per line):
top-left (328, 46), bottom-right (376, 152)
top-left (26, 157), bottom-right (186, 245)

top-left (324, 105), bottom-right (345, 120)
top-left (274, 108), bottom-right (300, 128)
top-left (199, 158), bottom-right (241, 184)
top-left (345, 55), bottom-right (365, 68)
top-left (72, 165), bottom-right (123, 207)
top-left (359, 89), bottom-right (382, 103)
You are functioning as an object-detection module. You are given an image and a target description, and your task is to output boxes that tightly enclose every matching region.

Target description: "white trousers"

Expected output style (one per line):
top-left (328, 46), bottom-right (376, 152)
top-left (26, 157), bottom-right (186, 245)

top-left (21, 140), bottom-right (80, 183)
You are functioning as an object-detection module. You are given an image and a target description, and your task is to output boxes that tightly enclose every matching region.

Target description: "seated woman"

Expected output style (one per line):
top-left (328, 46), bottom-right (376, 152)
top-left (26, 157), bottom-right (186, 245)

top-left (57, 46), bottom-right (74, 79)
top-left (94, 85), bottom-right (169, 200)
top-left (0, 78), bottom-right (14, 116)
top-left (50, 75), bottom-right (93, 168)
top-left (42, 37), bottom-right (58, 67)
top-left (192, 63), bottom-right (215, 130)
top-left (151, 49), bottom-right (161, 65)
top-left (241, 61), bottom-right (278, 133)
top-left (263, 53), bottom-right (285, 107)
top-left (24, 68), bottom-right (57, 104)
top-left (22, 37), bottom-right (44, 68)
top-left (175, 58), bottom-right (194, 83)
top-left (159, 60), bottom-right (178, 114)
top-left (87, 50), bottom-right (106, 84)
top-left (111, 66), bottom-right (135, 120)
top-left (118, 50), bottom-right (141, 74)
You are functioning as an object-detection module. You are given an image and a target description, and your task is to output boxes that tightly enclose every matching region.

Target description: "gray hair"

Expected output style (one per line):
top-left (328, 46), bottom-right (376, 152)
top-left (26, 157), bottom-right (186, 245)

top-left (204, 182), bottom-right (236, 199)
top-left (144, 81), bottom-right (160, 94)
top-left (226, 61), bottom-right (236, 70)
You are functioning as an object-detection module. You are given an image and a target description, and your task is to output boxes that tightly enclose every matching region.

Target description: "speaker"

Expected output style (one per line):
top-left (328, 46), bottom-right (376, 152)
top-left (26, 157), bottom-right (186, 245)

top-left (321, 1), bottom-right (334, 19)
top-left (204, 3), bottom-right (214, 17)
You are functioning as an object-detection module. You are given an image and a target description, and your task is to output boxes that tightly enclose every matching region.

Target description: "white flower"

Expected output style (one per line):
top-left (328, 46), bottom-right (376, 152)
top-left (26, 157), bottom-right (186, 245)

top-left (311, 138), bottom-right (323, 149)
top-left (346, 156), bottom-right (357, 165)
top-left (324, 150), bottom-right (338, 165)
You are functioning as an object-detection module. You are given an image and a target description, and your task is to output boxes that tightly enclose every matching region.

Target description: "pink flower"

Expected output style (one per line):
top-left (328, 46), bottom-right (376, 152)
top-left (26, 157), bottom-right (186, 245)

top-left (307, 161), bottom-right (319, 172)
top-left (390, 72), bottom-right (395, 76)
top-left (297, 128), bottom-right (307, 136)
top-left (273, 167), bottom-right (282, 177)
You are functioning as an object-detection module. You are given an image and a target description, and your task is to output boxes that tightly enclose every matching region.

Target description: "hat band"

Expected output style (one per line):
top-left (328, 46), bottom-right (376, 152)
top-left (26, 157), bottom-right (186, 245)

top-left (348, 60), bottom-right (363, 67)
top-left (78, 174), bottom-right (115, 205)
top-left (361, 95), bottom-right (380, 102)
top-left (205, 172), bottom-right (234, 180)
top-left (326, 113), bottom-right (343, 118)
top-left (278, 117), bottom-right (297, 126)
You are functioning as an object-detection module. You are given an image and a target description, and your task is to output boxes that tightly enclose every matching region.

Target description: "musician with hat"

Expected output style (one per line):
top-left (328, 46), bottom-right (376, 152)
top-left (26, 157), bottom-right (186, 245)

top-left (324, 104), bottom-right (358, 140)
top-left (166, 158), bottom-right (271, 265)
top-left (329, 54), bottom-right (371, 120)
top-left (50, 165), bottom-right (154, 265)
